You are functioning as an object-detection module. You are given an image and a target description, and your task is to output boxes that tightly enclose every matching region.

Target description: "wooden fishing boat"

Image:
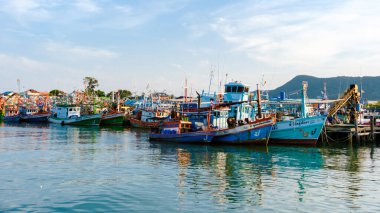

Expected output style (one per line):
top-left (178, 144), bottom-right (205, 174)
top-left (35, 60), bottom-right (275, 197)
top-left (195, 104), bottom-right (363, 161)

top-left (130, 109), bottom-right (170, 128)
top-left (49, 105), bottom-right (101, 126)
top-left (20, 107), bottom-right (50, 123)
top-left (3, 106), bottom-right (21, 122)
top-left (149, 120), bottom-right (217, 143)
top-left (3, 114), bottom-right (21, 122)
top-left (269, 82), bottom-right (326, 145)
top-left (100, 111), bottom-right (125, 126)
top-left (213, 117), bottom-right (274, 144)
top-left (270, 115), bottom-right (326, 145)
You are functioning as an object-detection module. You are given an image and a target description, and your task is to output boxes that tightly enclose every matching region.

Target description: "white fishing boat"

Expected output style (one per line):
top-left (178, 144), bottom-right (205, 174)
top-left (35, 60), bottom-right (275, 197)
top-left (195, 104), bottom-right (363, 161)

top-left (48, 105), bottom-right (101, 126)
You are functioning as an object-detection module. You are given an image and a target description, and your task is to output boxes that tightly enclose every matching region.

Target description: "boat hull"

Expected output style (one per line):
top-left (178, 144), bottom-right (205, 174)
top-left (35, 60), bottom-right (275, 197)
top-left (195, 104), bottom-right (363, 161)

top-left (149, 131), bottom-right (216, 143)
top-left (3, 115), bottom-right (21, 122)
top-left (20, 113), bottom-right (50, 123)
top-left (130, 118), bottom-right (160, 128)
top-left (213, 118), bottom-right (274, 144)
top-left (48, 114), bottom-right (101, 126)
top-left (270, 116), bottom-right (326, 145)
top-left (100, 113), bottom-right (125, 126)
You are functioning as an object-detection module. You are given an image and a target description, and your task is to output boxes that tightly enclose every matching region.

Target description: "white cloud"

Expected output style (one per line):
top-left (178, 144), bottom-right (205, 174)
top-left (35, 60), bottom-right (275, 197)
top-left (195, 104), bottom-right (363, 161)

top-left (75, 0), bottom-right (100, 13)
top-left (0, 0), bottom-right (52, 23)
top-left (114, 5), bottom-right (133, 14)
top-left (171, 63), bottom-right (183, 69)
top-left (0, 53), bottom-right (81, 91)
top-left (210, 0), bottom-right (380, 77)
top-left (45, 43), bottom-right (118, 59)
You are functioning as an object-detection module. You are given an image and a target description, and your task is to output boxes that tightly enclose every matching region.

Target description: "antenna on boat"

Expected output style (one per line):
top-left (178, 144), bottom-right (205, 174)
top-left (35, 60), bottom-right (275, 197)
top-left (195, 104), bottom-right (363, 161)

top-left (190, 84), bottom-right (193, 101)
top-left (184, 76), bottom-right (188, 103)
top-left (208, 69), bottom-right (214, 95)
top-left (217, 65), bottom-right (220, 93)
top-left (17, 78), bottom-right (20, 94)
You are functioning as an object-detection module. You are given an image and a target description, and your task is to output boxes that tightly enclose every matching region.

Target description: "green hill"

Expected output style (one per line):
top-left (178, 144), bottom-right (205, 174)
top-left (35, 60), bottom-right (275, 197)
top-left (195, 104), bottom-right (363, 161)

top-left (269, 75), bottom-right (380, 100)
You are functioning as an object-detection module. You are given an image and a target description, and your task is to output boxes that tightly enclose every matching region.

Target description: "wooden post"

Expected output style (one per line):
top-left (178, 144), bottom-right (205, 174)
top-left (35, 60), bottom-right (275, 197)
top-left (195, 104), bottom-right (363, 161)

top-left (370, 116), bottom-right (375, 141)
top-left (355, 119), bottom-right (360, 143)
top-left (349, 131), bottom-right (353, 144)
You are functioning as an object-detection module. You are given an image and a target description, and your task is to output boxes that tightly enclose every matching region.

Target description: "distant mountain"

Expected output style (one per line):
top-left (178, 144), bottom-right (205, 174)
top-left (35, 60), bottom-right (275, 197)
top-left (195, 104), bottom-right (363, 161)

top-left (269, 75), bottom-right (380, 100)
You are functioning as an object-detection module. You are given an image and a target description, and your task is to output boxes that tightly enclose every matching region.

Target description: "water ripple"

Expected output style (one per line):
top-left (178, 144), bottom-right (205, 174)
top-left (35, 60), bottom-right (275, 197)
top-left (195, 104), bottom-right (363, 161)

top-left (0, 123), bottom-right (380, 212)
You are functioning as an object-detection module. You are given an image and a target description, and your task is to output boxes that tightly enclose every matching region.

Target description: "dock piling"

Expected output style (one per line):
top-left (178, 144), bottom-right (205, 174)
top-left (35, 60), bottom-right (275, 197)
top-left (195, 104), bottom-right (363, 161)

top-left (370, 116), bottom-right (375, 141)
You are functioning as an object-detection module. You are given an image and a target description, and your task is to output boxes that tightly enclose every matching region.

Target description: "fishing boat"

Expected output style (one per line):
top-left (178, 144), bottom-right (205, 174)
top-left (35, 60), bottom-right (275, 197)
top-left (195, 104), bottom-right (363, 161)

top-left (269, 81), bottom-right (327, 145)
top-left (19, 107), bottom-right (50, 123)
top-left (130, 109), bottom-right (170, 128)
top-left (212, 81), bottom-right (274, 144)
top-left (100, 110), bottom-right (125, 126)
top-left (149, 118), bottom-right (217, 143)
top-left (213, 117), bottom-right (274, 144)
top-left (2, 93), bottom-right (21, 122)
top-left (48, 105), bottom-right (101, 126)
top-left (3, 114), bottom-right (21, 122)
top-left (270, 115), bottom-right (326, 145)
top-left (3, 106), bottom-right (21, 122)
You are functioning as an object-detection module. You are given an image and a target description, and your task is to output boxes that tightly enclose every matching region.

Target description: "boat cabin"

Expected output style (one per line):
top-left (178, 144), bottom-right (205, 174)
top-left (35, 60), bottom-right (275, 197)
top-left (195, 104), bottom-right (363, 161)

top-left (135, 109), bottom-right (170, 122)
top-left (52, 105), bottom-right (81, 119)
top-left (159, 120), bottom-right (192, 134)
top-left (20, 107), bottom-right (39, 115)
top-left (5, 106), bottom-right (19, 116)
top-left (223, 81), bottom-right (250, 103)
top-left (223, 81), bottom-right (255, 122)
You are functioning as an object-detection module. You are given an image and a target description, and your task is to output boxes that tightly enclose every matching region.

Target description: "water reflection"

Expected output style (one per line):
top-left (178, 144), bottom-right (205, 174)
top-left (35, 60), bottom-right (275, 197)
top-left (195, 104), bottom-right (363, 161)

top-left (150, 142), bottom-right (325, 207)
top-left (1, 123), bottom-right (379, 212)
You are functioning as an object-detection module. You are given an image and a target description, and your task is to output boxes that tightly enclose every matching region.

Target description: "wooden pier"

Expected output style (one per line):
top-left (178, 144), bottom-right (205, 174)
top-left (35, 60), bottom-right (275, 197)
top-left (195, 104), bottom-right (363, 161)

top-left (324, 122), bottom-right (380, 143)
top-left (322, 84), bottom-right (380, 143)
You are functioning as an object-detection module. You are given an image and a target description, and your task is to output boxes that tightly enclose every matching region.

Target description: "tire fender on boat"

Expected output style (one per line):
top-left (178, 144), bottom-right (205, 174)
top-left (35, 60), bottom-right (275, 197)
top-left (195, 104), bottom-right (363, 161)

top-left (61, 121), bottom-right (65, 126)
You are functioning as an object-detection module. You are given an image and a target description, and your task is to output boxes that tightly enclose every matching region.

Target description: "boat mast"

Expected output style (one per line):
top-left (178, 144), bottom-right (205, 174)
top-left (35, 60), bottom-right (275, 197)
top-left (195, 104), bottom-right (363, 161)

top-left (184, 77), bottom-right (188, 103)
top-left (256, 84), bottom-right (262, 119)
top-left (208, 69), bottom-right (214, 95)
top-left (301, 81), bottom-right (308, 118)
top-left (117, 91), bottom-right (120, 112)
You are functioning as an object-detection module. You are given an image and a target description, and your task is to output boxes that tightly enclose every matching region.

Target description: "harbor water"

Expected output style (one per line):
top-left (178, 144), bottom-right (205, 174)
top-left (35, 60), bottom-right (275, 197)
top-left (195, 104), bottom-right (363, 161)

top-left (0, 122), bottom-right (380, 212)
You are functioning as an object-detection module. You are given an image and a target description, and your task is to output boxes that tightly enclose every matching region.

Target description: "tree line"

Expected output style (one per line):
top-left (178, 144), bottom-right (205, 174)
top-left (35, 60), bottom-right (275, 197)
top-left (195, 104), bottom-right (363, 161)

top-left (49, 76), bottom-right (132, 99)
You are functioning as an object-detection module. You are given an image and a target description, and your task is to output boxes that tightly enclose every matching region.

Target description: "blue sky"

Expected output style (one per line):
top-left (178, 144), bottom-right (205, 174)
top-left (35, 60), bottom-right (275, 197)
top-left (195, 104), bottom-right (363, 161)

top-left (0, 0), bottom-right (379, 95)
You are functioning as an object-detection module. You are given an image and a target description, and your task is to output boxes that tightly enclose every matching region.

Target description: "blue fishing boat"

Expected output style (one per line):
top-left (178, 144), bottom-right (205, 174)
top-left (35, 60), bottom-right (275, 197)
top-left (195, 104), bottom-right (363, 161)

top-left (269, 81), bottom-right (326, 145)
top-left (213, 117), bottom-right (274, 144)
top-left (3, 114), bottom-right (21, 122)
top-left (270, 115), bottom-right (326, 145)
top-left (212, 81), bottom-right (275, 144)
top-left (3, 106), bottom-right (21, 122)
top-left (149, 119), bottom-right (217, 143)
top-left (20, 107), bottom-right (51, 123)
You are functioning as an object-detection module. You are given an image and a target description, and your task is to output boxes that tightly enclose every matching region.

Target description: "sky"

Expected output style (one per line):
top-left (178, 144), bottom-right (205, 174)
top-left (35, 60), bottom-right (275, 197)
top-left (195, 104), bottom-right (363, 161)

top-left (0, 0), bottom-right (379, 96)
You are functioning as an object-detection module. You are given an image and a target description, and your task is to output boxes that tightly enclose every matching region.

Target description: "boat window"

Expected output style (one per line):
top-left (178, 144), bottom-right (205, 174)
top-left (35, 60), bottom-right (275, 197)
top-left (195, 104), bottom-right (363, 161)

top-left (225, 86), bottom-right (232, 92)
top-left (69, 108), bottom-right (72, 111)
top-left (244, 87), bottom-right (249, 92)
top-left (237, 87), bottom-right (243, 92)
top-left (232, 87), bottom-right (237, 92)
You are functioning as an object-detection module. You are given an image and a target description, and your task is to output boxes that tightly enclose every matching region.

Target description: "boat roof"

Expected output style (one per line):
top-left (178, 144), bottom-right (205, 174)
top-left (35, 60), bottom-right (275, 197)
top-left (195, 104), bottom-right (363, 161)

top-left (224, 81), bottom-right (249, 88)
